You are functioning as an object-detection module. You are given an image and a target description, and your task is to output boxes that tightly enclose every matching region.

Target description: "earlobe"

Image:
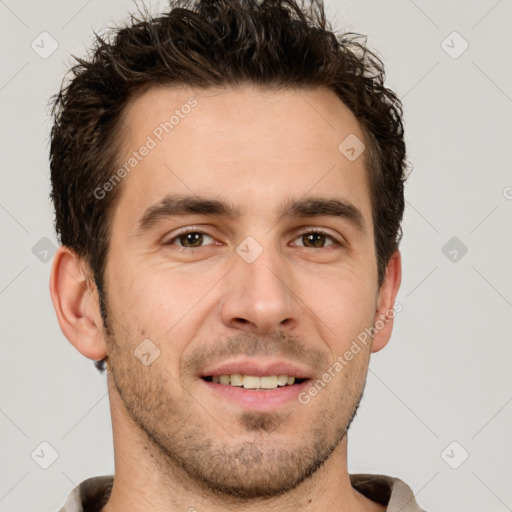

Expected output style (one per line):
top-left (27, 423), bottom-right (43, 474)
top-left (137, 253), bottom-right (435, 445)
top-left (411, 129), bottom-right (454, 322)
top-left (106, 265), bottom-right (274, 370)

top-left (49, 246), bottom-right (107, 361)
top-left (370, 249), bottom-right (402, 354)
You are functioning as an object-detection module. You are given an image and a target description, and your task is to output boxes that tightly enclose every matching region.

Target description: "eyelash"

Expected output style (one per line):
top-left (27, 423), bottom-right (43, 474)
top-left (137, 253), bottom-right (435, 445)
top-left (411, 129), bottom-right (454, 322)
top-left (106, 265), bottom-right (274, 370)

top-left (165, 228), bottom-right (343, 250)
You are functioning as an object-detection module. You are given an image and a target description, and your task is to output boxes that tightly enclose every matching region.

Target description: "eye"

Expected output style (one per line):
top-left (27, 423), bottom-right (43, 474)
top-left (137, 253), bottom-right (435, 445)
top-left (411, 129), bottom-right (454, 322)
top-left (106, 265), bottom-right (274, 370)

top-left (164, 228), bottom-right (342, 250)
top-left (292, 229), bottom-right (341, 249)
top-left (166, 229), bottom-right (216, 248)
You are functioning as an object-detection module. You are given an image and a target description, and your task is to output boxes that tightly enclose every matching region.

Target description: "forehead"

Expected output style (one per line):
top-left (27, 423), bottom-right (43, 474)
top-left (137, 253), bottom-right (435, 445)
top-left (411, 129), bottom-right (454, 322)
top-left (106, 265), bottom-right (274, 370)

top-left (119, 84), bottom-right (365, 154)
top-left (112, 84), bottom-right (372, 231)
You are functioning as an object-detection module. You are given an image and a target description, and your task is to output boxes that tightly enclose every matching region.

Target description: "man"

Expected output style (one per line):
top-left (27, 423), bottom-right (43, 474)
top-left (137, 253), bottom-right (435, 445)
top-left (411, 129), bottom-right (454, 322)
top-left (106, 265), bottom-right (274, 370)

top-left (49, 0), bottom-right (423, 510)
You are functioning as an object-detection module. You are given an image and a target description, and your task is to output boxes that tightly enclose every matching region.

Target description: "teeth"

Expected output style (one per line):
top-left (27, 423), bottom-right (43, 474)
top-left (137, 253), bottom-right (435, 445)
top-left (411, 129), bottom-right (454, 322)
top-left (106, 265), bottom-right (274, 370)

top-left (277, 375), bottom-right (289, 386)
top-left (209, 374), bottom-right (299, 389)
top-left (260, 376), bottom-right (278, 389)
top-left (243, 375), bottom-right (260, 389)
top-left (230, 373), bottom-right (243, 386)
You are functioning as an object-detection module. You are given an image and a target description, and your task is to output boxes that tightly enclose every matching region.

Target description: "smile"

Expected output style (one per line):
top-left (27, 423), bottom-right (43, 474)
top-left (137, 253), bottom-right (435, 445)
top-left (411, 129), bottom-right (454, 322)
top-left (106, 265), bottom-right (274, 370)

top-left (203, 374), bottom-right (307, 390)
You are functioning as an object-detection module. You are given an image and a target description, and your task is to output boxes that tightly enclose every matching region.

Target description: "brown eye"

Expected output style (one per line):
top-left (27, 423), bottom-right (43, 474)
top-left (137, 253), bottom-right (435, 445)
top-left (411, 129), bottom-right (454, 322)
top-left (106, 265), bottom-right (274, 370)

top-left (293, 230), bottom-right (339, 248)
top-left (167, 231), bottom-right (215, 248)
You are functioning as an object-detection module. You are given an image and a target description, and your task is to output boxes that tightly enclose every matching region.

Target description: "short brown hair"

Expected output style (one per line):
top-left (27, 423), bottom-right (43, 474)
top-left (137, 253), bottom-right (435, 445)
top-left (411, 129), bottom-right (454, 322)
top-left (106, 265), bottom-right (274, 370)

top-left (49, 0), bottom-right (409, 373)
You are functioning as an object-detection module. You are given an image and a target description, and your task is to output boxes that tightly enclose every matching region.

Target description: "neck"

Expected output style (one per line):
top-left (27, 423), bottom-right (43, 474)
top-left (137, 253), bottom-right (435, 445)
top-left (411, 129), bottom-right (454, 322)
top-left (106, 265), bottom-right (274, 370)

top-left (101, 375), bottom-right (384, 512)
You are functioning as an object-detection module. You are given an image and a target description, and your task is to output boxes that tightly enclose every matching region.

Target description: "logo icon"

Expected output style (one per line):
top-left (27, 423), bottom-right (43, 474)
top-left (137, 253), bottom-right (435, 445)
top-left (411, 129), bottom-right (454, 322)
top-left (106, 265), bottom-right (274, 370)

top-left (441, 441), bottom-right (469, 469)
top-left (442, 237), bottom-right (468, 263)
top-left (236, 236), bottom-right (264, 263)
top-left (31, 441), bottom-right (59, 469)
top-left (31, 32), bottom-right (59, 59)
top-left (338, 134), bottom-right (366, 162)
top-left (134, 338), bottom-right (161, 366)
top-left (441, 31), bottom-right (469, 59)
top-left (32, 237), bottom-right (58, 263)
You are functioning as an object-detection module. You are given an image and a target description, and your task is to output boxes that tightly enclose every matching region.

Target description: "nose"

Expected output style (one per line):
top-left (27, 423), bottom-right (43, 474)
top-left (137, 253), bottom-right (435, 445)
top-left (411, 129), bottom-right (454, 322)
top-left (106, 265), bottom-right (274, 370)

top-left (220, 239), bottom-right (300, 334)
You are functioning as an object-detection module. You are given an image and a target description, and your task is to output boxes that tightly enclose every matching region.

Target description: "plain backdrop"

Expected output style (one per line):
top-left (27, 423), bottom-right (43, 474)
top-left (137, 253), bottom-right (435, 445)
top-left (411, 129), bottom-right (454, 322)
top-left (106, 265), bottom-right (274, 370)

top-left (1, 1), bottom-right (511, 511)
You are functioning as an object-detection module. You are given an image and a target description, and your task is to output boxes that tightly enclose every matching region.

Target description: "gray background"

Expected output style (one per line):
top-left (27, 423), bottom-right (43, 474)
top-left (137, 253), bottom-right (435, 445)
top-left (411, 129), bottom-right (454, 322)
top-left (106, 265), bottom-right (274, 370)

top-left (1, 0), bottom-right (511, 511)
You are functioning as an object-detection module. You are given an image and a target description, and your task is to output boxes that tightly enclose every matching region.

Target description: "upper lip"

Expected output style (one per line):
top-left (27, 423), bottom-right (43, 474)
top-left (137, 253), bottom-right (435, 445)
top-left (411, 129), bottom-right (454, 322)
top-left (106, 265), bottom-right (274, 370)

top-left (200, 358), bottom-right (312, 379)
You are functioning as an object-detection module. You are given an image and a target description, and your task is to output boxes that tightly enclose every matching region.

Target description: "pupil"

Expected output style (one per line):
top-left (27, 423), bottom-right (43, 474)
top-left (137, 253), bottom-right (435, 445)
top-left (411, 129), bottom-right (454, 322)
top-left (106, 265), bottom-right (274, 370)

top-left (179, 233), bottom-right (325, 248)
top-left (182, 232), bottom-right (202, 247)
top-left (304, 233), bottom-right (324, 247)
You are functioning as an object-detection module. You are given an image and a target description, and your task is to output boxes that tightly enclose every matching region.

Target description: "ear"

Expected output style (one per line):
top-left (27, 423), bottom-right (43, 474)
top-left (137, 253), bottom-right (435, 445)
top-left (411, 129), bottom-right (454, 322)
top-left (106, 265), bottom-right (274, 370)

top-left (370, 249), bottom-right (402, 353)
top-left (49, 246), bottom-right (107, 361)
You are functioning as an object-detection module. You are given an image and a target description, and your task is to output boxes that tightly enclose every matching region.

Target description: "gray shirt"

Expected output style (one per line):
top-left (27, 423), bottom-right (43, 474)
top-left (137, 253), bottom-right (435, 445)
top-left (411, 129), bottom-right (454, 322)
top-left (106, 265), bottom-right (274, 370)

top-left (58, 474), bottom-right (427, 511)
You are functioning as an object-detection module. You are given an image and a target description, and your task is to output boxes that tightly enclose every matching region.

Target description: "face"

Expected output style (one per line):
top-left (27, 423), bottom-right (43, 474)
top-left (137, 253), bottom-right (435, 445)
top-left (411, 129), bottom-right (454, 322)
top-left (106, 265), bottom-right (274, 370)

top-left (102, 84), bottom-right (381, 498)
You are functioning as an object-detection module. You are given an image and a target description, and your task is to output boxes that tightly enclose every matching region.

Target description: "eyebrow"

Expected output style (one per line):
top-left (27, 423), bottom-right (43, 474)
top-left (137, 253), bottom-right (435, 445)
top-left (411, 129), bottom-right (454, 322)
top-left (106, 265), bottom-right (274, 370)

top-left (132, 193), bottom-right (367, 236)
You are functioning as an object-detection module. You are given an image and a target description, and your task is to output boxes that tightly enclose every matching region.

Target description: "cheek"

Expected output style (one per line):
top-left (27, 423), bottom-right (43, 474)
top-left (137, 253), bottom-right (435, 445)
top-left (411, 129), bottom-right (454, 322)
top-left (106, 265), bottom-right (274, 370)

top-left (309, 269), bottom-right (376, 350)
top-left (108, 262), bottom-right (212, 346)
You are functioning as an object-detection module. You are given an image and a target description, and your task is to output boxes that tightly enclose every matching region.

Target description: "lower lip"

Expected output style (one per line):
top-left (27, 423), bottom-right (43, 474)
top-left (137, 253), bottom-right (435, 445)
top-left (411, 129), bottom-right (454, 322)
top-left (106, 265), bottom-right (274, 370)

top-left (201, 379), bottom-right (311, 411)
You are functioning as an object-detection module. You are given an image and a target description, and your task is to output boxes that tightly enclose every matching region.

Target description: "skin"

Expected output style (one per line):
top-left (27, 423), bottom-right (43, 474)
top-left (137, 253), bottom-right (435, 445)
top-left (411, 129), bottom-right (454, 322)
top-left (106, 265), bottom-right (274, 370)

top-left (50, 84), bottom-right (401, 512)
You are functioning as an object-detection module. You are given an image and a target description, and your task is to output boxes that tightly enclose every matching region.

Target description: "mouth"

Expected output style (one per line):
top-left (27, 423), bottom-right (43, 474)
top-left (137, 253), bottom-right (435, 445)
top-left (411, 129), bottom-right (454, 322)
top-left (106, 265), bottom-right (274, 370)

top-left (201, 374), bottom-right (308, 390)
top-left (198, 359), bottom-right (313, 410)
